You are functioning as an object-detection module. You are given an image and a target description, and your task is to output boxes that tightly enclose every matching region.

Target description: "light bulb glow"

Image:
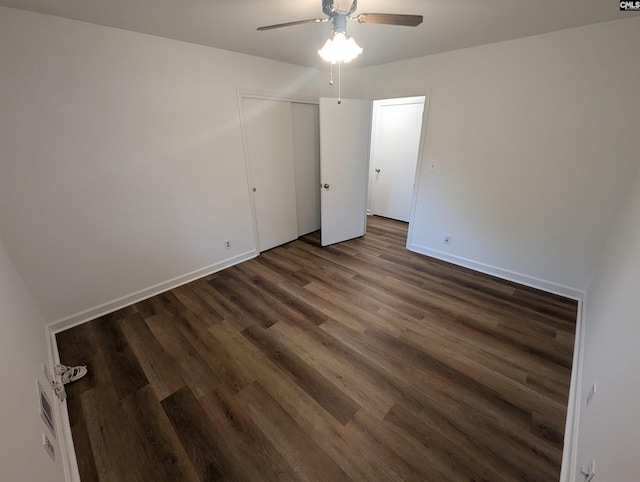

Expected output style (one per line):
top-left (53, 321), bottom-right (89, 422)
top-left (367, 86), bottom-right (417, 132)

top-left (318, 32), bottom-right (363, 63)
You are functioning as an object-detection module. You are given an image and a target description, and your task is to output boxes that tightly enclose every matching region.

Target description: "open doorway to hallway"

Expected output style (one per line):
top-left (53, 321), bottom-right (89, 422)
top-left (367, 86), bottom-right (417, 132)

top-left (367, 96), bottom-right (426, 227)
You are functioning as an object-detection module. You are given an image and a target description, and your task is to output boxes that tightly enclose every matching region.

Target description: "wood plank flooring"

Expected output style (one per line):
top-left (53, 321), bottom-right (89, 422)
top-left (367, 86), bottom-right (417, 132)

top-left (56, 216), bottom-right (577, 482)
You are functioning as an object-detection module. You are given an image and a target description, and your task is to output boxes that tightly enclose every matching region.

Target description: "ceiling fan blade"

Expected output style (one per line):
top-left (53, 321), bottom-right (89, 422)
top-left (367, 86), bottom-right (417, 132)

top-left (356, 13), bottom-right (424, 27)
top-left (257, 18), bottom-right (325, 31)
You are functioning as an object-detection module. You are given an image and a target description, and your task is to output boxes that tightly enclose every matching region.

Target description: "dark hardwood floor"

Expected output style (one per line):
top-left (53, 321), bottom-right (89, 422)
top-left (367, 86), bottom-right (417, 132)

top-left (56, 216), bottom-right (577, 481)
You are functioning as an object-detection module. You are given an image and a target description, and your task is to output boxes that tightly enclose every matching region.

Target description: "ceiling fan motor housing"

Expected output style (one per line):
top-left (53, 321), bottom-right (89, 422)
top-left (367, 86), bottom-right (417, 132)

top-left (323, 0), bottom-right (358, 16)
top-left (332, 14), bottom-right (348, 34)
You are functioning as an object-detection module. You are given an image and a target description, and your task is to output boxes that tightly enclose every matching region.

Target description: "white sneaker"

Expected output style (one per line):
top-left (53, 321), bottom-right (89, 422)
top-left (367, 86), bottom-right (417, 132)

top-left (55, 364), bottom-right (88, 385)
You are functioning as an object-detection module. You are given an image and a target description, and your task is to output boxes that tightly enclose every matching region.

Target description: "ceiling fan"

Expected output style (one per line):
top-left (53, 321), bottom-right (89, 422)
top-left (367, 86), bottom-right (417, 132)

top-left (258, 0), bottom-right (423, 102)
top-left (257, 0), bottom-right (423, 33)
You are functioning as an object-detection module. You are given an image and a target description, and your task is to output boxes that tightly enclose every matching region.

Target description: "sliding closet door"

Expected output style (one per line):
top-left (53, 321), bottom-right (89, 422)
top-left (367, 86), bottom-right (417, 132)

top-left (242, 97), bottom-right (298, 252)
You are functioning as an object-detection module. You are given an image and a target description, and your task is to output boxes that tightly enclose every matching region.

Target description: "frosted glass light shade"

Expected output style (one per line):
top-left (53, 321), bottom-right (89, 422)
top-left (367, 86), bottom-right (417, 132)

top-left (318, 32), bottom-right (363, 63)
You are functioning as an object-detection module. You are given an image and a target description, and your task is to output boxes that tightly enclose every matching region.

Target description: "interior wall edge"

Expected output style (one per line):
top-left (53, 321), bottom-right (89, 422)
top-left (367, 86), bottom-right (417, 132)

top-left (559, 295), bottom-right (586, 482)
top-left (407, 242), bottom-right (585, 301)
top-left (47, 249), bottom-right (257, 335)
top-left (46, 325), bottom-right (80, 482)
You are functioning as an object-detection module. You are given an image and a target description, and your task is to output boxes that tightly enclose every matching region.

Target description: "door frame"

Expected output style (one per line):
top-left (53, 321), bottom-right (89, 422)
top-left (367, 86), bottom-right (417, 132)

top-left (237, 89), bottom-right (318, 253)
top-left (367, 95), bottom-right (426, 221)
top-left (363, 91), bottom-right (431, 248)
top-left (402, 90), bottom-right (431, 249)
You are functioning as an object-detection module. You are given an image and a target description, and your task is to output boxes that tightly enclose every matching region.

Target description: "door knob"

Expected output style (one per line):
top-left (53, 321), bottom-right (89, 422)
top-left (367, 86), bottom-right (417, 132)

top-left (375, 168), bottom-right (381, 173)
top-left (323, 183), bottom-right (330, 190)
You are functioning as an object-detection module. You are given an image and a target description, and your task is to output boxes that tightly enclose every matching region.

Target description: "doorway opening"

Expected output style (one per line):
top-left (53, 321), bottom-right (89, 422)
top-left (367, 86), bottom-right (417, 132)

top-left (367, 96), bottom-right (426, 228)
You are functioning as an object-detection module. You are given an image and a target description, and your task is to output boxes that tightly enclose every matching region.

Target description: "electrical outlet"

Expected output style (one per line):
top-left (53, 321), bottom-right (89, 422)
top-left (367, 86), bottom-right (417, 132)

top-left (224, 239), bottom-right (231, 250)
top-left (443, 235), bottom-right (452, 245)
top-left (42, 433), bottom-right (55, 460)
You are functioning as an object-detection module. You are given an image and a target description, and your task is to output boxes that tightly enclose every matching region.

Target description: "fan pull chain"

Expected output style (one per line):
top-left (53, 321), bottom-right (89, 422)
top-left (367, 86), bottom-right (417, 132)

top-left (327, 63), bottom-right (342, 105)
top-left (337, 62), bottom-right (342, 104)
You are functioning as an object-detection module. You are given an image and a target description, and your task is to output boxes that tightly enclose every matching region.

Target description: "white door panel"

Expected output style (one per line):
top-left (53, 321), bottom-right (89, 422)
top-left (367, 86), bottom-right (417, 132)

top-left (320, 98), bottom-right (371, 246)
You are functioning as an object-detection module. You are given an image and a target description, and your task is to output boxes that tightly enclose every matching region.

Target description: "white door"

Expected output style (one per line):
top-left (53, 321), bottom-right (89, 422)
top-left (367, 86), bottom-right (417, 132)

top-left (370, 97), bottom-right (425, 222)
top-left (319, 98), bottom-right (371, 246)
top-left (242, 97), bottom-right (298, 252)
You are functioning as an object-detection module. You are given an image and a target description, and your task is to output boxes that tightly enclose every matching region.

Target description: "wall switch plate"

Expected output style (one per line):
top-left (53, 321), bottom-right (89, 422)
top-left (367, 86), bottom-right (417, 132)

top-left (37, 380), bottom-right (56, 437)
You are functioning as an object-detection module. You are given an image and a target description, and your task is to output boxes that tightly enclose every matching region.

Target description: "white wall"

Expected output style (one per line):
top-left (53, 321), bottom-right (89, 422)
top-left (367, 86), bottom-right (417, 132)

top-left (346, 17), bottom-right (640, 295)
top-left (574, 161), bottom-right (640, 481)
top-left (0, 7), bottom-right (329, 324)
top-left (0, 237), bottom-right (65, 482)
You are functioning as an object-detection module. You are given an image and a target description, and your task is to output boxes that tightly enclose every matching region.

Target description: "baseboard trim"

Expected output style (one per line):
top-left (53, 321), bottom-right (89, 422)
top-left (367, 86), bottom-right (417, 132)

top-left (47, 249), bottom-right (257, 335)
top-left (407, 243), bottom-right (585, 301)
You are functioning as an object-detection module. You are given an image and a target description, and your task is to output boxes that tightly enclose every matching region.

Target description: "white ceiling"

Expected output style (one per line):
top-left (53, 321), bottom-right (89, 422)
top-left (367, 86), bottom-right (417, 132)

top-left (1, 0), bottom-right (636, 69)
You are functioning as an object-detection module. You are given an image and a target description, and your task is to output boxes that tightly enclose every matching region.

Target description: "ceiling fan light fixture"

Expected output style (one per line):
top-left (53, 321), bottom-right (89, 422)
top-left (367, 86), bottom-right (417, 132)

top-left (318, 32), bottom-right (362, 63)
